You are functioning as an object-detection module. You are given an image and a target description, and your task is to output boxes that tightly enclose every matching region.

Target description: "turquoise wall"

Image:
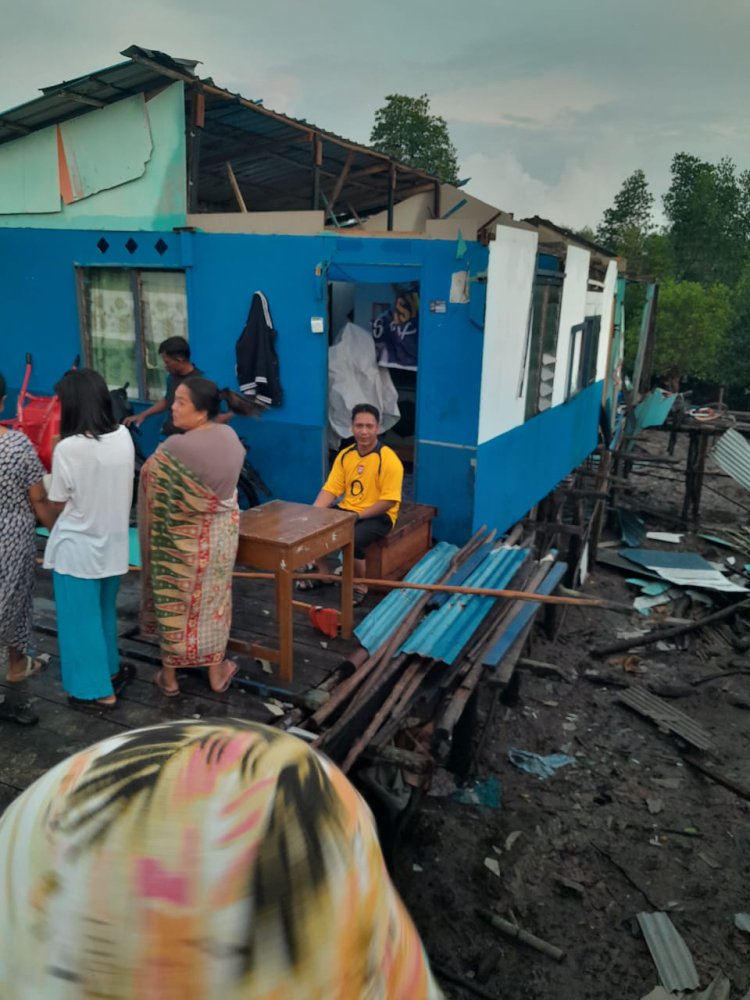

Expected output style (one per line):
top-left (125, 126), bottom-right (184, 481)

top-left (0, 84), bottom-right (186, 231)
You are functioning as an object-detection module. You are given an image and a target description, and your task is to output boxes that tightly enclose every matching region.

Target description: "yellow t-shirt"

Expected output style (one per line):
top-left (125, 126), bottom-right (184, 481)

top-left (322, 442), bottom-right (403, 525)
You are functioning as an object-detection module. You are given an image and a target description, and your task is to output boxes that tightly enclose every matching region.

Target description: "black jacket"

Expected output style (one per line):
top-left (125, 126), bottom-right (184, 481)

top-left (236, 291), bottom-right (283, 408)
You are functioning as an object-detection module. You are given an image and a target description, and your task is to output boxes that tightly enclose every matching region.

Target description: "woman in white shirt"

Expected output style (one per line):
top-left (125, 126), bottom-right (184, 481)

top-left (43, 369), bottom-right (134, 708)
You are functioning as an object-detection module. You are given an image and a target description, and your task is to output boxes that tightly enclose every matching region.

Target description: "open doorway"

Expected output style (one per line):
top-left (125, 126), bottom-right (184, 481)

top-left (327, 279), bottom-right (420, 499)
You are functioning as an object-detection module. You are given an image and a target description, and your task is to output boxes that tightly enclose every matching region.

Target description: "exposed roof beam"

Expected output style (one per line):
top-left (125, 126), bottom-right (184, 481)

top-left (59, 91), bottom-right (106, 108)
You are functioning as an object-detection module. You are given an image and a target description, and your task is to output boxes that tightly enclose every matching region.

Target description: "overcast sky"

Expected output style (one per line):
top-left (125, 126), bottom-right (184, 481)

top-left (2, 0), bottom-right (748, 229)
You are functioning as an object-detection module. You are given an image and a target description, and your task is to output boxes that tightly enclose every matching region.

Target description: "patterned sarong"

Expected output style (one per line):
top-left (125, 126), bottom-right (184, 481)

top-left (139, 448), bottom-right (239, 668)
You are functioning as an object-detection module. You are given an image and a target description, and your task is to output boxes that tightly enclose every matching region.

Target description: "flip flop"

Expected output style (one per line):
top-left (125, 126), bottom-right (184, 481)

top-left (211, 659), bottom-right (238, 694)
top-left (353, 589), bottom-right (368, 606)
top-left (112, 662), bottom-right (136, 696)
top-left (7, 654), bottom-right (47, 683)
top-left (154, 669), bottom-right (180, 698)
top-left (295, 576), bottom-right (331, 592)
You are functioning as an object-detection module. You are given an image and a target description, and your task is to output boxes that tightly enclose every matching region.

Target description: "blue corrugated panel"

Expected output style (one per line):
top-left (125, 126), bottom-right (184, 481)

top-left (354, 541), bottom-right (459, 654)
top-left (399, 547), bottom-right (529, 665)
top-left (428, 540), bottom-right (496, 609)
top-left (483, 562), bottom-right (567, 667)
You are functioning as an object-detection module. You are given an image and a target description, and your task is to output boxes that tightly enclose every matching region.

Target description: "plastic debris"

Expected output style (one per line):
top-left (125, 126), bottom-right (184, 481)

top-left (484, 857), bottom-right (500, 877)
top-left (505, 830), bottom-right (522, 851)
top-left (508, 749), bottom-right (575, 779)
top-left (646, 532), bottom-right (684, 543)
top-left (452, 776), bottom-right (501, 809)
top-left (646, 797), bottom-right (664, 815)
top-left (735, 913), bottom-right (750, 934)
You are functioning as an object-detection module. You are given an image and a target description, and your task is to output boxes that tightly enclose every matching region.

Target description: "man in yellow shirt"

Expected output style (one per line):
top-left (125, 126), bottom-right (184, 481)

top-left (303, 404), bottom-right (403, 603)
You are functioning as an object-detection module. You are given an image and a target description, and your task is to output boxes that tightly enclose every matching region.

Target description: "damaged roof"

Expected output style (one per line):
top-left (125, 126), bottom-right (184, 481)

top-left (0, 45), bottom-right (447, 222)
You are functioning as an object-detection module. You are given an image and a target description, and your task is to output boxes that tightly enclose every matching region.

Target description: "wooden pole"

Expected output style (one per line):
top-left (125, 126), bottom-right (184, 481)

top-left (226, 162), bottom-right (247, 212)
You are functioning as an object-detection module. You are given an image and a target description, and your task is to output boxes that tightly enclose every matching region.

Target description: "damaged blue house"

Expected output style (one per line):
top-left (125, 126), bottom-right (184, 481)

top-left (0, 46), bottom-right (622, 544)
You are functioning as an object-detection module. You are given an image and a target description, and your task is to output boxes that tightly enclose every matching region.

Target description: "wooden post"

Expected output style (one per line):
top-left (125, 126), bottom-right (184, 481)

top-left (433, 180), bottom-right (441, 219)
top-left (312, 137), bottom-right (323, 210)
top-left (186, 88), bottom-right (204, 214)
top-left (226, 162), bottom-right (247, 212)
top-left (327, 150), bottom-right (353, 216)
top-left (387, 163), bottom-right (396, 230)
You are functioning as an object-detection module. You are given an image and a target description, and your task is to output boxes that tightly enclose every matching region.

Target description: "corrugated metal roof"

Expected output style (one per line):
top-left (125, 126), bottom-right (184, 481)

top-left (0, 45), bottom-right (445, 220)
top-left (354, 541), bottom-right (458, 655)
top-left (637, 912), bottom-right (700, 992)
top-left (712, 427), bottom-right (750, 492)
top-left (399, 546), bottom-right (529, 665)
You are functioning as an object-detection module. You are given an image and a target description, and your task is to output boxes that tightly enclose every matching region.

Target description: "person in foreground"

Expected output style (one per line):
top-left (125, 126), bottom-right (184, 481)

top-left (0, 719), bottom-right (442, 999)
top-left (300, 403), bottom-right (403, 604)
top-left (43, 369), bottom-right (135, 709)
top-left (139, 377), bottom-right (253, 697)
top-left (0, 371), bottom-right (59, 724)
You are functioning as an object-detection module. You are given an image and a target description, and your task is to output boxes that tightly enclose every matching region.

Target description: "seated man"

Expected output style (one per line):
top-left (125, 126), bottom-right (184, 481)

top-left (301, 403), bottom-right (403, 604)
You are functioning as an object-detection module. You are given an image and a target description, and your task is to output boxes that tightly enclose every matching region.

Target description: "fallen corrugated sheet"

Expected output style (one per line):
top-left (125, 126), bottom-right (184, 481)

top-left (712, 427), bottom-right (750, 492)
top-left (694, 974), bottom-right (730, 1000)
top-left (618, 509), bottom-right (647, 547)
top-left (636, 911), bottom-right (700, 993)
top-left (483, 562), bottom-right (567, 668)
top-left (621, 548), bottom-right (748, 593)
top-left (354, 541), bottom-right (458, 654)
top-left (633, 388), bottom-right (678, 432)
top-left (399, 546), bottom-right (529, 664)
top-left (619, 686), bottom-right (714, 750)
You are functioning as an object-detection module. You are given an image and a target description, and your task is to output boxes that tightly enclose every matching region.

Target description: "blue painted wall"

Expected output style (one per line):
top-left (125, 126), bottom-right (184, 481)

top-left (473, 380), bottom-right (603, 534)
top-left (0, 226), bottom-right (487, 541)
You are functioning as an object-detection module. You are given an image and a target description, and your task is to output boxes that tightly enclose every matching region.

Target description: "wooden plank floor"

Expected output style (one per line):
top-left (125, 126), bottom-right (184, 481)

top-left (0, 567), bottom-right (367, 808)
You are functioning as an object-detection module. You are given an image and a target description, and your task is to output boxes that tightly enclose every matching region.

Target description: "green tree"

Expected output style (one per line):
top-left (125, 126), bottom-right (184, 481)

top-left (717, 261), bottom-right (750, 394)
top-left (663, 153), bottom-right (750, 286)
top-left (596, 169), bottom-right (654, 273)
top-left (370, 94), bottom-right (459, 183)
top-left (652, 279), bottom-right (732, 383)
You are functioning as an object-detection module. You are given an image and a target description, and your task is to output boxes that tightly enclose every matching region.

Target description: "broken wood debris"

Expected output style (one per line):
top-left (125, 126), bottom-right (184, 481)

top-left (273, 527), bottom-right (571, 790)
top-left (476, 908), bottom-right (566, 962)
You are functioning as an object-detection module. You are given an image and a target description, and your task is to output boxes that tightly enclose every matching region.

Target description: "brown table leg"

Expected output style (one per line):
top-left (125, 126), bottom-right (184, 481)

top-left (276, 565), bottom-right (294, 684)
top-left (340, 539), bottom-right (354, 639)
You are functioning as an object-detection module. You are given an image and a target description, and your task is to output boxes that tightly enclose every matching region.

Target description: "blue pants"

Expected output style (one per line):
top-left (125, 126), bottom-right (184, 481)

top-left (52, 572), bottom-right (121, 699)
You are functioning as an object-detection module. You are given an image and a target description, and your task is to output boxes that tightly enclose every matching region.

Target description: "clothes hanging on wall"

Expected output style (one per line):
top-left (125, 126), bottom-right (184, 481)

top-left (327, 322), bottom-right (399, 449)
top-left (236, 291), bottom-right (283, 408)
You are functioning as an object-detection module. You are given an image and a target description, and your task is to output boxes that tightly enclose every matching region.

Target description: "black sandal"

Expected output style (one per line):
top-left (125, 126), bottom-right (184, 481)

top-left (67, 695), bottom-right (118, 712)
top-left (0, 697), bottom-right (39, 726)
top-left (112, 662), bottom-right (136, 696)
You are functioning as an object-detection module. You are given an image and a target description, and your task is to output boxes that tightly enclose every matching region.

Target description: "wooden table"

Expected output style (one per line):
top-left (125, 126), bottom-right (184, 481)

top-left (236, 500), bottom-right (356, 684)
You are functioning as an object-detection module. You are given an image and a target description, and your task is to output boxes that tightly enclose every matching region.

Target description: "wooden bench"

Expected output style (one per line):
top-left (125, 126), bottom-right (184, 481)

top-left (365, 501), bottom-right (438, 583)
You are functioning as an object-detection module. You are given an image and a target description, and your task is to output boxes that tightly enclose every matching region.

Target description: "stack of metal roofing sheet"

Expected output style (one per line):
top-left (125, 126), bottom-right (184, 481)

top-left (354, 541), bottom-right (458, 655)
top-left (399, 546), bottom-right (529, 665)
top-left (619, 686), bottom-right (714, 751)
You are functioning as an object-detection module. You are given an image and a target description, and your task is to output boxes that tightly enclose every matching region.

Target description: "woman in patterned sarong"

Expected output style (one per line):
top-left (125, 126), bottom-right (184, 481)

top-left (0, 719), bottom-right (442, 999)
top-left (139, 377), bottom-right (255, 697)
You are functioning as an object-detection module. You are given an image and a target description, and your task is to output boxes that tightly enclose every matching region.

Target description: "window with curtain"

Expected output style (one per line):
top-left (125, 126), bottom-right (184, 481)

top-left (77, 268), bottom-right (188, 400)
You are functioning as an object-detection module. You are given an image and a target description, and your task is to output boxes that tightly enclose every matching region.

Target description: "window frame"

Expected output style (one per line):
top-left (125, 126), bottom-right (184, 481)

top-left (76, 265), bottom-right (188, 402)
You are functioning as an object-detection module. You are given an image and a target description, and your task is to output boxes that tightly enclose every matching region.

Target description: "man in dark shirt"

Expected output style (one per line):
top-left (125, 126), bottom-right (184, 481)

top-left (124, 336), bottom-right (227, 436)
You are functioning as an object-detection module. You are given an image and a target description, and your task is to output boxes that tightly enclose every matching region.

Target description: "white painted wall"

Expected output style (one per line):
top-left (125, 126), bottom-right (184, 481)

top-left (594, 260), bottom-right (618, 381)
top-left (478, 224), bottom-right (538, 445)
top-left (550, 245), bottom-right (590, 406)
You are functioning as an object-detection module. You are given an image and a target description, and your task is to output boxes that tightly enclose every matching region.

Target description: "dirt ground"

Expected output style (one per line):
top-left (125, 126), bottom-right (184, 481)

top-left (394, 429), bottom-right (750, 999)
